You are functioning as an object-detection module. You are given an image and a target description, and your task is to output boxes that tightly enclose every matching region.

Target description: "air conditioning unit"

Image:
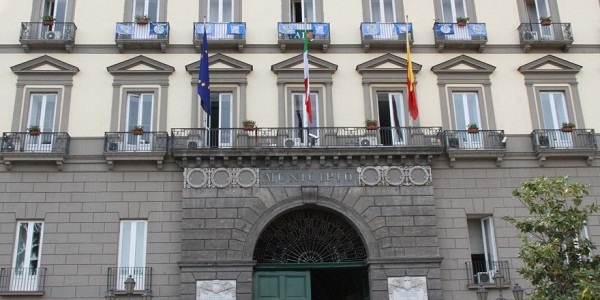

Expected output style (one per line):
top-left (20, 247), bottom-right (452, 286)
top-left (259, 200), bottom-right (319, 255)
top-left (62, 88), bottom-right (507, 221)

top-left (522, 31), bottom-right (538, 41)
top-left (448, 137), bottom-right (459, 148)
top-left (360, 136), bottom-right (378, 146)
top-left (476, 271), bottom-right (493, 284)
top-left (45, 31), bottom-right (62, 40)
top-left (538, 135), bottom-right (550, 147)
top-left (283, 138), bottom-right (301, 148)
top-left (187, 139), bottom-right (203, 149)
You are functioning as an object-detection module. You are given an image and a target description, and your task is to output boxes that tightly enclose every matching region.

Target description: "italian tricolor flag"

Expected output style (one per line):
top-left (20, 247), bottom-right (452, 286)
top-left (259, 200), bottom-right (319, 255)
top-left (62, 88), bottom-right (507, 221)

top-left (303, 31), bottom-right (313, 124)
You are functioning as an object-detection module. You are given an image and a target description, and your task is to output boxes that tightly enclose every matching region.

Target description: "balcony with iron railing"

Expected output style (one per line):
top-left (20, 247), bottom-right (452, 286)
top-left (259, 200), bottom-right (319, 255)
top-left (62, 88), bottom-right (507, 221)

top-left (433, 22), bottom-right (488, 52)
top-left (115, 22), bottom-right (170, 53)
top-left (171, 126), bottom-right (444, 167)
top-left (193, 22), bottom-right (246, 52)
top-left (465, 261), bottom-right (511, 288)
top-left (0, 267), bottom-right (47, 296)
top-left (103, 131), bottom-right (169, 170)
top-left (19, 22), bottom-right (77, 53)
top-left (106, 267), bottom-right (152, 298)
top-left (359, 22), bottom-right (413, 52)
top-left (531, 129), bottom-right (597, 166)
top-left (277, 22), bottom-right (330, 52)
top-left (442, 130), bottom-right (506, 167)
top-left (518, 22), bottom-right (573, 52)
top-left (1, 132), bottom-right (70, 171)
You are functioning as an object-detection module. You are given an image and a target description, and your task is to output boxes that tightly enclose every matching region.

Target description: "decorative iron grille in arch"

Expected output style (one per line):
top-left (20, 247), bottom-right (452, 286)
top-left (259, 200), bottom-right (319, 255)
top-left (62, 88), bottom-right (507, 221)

top-left (253, 209), bottom-right (367, 263)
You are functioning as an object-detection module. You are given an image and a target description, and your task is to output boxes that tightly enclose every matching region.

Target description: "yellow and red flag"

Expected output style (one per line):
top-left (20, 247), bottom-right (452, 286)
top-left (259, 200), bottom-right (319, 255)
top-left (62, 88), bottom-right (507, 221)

top-left (406, 26), bottom-right (418, 120)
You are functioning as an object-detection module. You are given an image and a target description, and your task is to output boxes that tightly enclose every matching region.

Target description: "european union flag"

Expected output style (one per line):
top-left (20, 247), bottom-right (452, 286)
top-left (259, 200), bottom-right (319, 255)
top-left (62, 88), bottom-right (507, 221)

top-left (198, 26), bottom-right (211, 116)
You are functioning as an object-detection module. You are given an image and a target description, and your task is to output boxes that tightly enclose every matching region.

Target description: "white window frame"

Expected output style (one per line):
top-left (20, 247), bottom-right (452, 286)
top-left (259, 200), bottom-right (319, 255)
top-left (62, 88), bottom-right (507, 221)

top-left (11, 221), bottom-right (44, 292)
top-left (133, 0), bottom-right (160, 22)
top-left (377, 92), bottom-right (406, 145)
top-left (441, 0), bottom-right (468, 22)
top-left (206, 92), bottom-right (233, 148)
top-left (43, 0), bottom-right (68, 22)
top-left (208, 0), bottom-right (233, 22)
top-left (117, 220), bottom-right (147, 291)
top-left (291, 92), bottom-right (319, 146)
top-left (26, 93), bottom-right (57, 152)
top-left (540, 91), bottom-right (572, 148)
top-left (126, 93), bottom-right (154, 151)
top-left (452, 92), bottom-right (483, 148)
top-left (370, 0), bottom-right (396, 22)
top-left (291, 0), bottom-right (316, 22)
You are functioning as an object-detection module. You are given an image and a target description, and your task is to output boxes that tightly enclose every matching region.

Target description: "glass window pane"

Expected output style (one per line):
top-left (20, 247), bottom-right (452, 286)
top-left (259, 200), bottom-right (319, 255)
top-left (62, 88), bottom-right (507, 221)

top-left (370, 0), bottom-right (381, 22)
top-left (383, 0), bottom-right (394, 22)
top-left (134, 0), bottom-right (145, 17)
top-left (141, 94), bottom-right (153, 130)
top-left (455, 0), bottom-right (466, 17)
top-left (453, 93), bottom-right (467, 129)
top-left (222, 0), bottom-right (233, 22)
top-left (148, 0), bottom-right (159, 21)
top-left (128, 95), bottom-right (140, 129)
top-left (54, 0), bottom-right (68, 22)
top-left (220, 94), bottom-right (232, 129)
top-left (309, 93), bottom-right (318, 128)
top-left (14, 223), bottom-right (28, 269)
top-left (442, 0), bottom-right (453, 22)
top-left (134, 222), bottom-right (146, 267)
top-left (304, 0), bottom-right (315, 21)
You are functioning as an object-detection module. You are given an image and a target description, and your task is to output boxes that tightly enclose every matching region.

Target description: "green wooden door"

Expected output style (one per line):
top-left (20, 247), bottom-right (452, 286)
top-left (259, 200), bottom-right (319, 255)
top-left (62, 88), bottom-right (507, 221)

top-left (254, 271), bottom-right (311, 300)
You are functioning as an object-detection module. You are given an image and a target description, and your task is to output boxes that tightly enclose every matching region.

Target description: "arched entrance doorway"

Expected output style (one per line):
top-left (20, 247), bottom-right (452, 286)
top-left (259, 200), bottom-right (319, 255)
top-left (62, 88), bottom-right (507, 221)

top-left (253, 208), bottom-right (370, 300)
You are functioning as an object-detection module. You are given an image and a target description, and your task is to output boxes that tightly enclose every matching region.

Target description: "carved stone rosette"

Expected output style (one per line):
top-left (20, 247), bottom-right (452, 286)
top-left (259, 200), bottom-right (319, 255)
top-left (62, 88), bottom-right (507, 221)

top-left (357, 166), bottom-right (431, 186)
top-left (184, 168), bottom-right (259, 188)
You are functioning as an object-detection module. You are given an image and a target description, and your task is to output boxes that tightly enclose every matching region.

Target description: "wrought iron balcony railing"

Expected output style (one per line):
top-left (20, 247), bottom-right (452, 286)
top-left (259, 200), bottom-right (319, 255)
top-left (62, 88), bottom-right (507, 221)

top-left (103, 131), bottom-right (169, 153)
top-left (360, 22), bottom-right (413, 52)
top-left (115, 22), bottom-right (170, 52)
top-left (106, 267), bottom-right (152, 295)
top-left (1, 132), bottom-right (70, 154)
top-left (442, 130), bottom-right (506, 150)
top-left (193, 22), bottom-right (246, 52)
top-left (465, 261), bottom-right (511, 287)
top-left (433, 22), bottom-right (487, 52)
top-left (277, 22), bottom-right (330, 52)
top-left (19, 22), bottom-right (77, 52)
top-left (531, 129), bottom-right (597, 151)
top-left (517, 22), bottom-right (573, 52)
top-left (171, 126), bottom-right (443, 150)
top-left (0, 267), bottom-right (46, 294)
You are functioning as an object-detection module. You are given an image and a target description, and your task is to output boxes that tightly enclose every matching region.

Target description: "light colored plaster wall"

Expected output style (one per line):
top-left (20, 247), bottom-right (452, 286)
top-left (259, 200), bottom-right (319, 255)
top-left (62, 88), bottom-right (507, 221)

top-left (323, 0), bottom-right (364, 44)
top-left (559, 0), bottom-right (600, 44)
top-left (0, 1), bottom-right (31, 45)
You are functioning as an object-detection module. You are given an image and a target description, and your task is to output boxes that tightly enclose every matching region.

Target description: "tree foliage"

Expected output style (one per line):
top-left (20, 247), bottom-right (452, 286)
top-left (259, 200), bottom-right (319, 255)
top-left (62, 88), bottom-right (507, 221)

top-left (503, 176), bottom-right (600, 300)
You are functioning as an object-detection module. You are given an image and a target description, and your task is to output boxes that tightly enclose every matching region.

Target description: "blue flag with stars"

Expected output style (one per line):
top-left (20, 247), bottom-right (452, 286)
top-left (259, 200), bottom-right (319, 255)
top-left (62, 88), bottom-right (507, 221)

top-left (198, 26), bottom-right (211, 116)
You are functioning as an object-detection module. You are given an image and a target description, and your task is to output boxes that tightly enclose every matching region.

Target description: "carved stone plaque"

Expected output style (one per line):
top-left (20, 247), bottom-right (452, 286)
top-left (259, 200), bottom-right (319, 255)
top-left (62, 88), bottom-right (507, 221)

top-left (196, 280), bottom-right (236, 300)
top-left (388, 276), bottom-right (428, 300)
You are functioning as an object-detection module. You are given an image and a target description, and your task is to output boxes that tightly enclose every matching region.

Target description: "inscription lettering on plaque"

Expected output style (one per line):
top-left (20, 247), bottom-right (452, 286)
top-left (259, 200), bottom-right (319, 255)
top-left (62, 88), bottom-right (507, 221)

top-left (261, 168), bottom-right (358, 186)
top-left (196, 280), bottom-right (236, 300)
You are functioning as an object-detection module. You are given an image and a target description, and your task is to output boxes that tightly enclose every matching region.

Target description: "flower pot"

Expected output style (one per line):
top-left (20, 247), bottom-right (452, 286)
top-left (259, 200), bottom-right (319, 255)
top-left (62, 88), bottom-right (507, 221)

top-left (243, 125), bottom-right (255, 131)
top-left (366, 125), bottom-right (378, 130)
top-left (136, 19), bottom-right (149, 25)
top-left (29, 129), bottom-right (41, 136)
top-left (561, 127), bottom-right (573, 133)
top-left (457, 21), bottom-right (467, 26)
top-left (468, 128), bottom-right (479, 134)
top-left (132, 129), bottom-right (144, 135)
top-left (43, 20), bottom-right (54, 26)
top-left (540, 20), bottom-right (551, 26)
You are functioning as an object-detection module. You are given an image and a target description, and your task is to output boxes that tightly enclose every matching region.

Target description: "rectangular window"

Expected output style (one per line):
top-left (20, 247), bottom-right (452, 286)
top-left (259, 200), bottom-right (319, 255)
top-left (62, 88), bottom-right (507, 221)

top-left (441, 0), bottom-right (467, 22)
top-left (43, 0), bottom-right (68, 22)
top-left (452, 92), bottom-right (482, 148)
top-left (27, 93), bottom-right (57, 151)
top-left (208, 0), bottom-right (233, 22)
top-left (370, 0), bottom-right (395, 22)
top-left (291, 0), bottom-right (315, 22)
top-left (208, 92), bottom-right (233, 147)
top-left (526, 0), bottom-right (553, 38)
top-left (377, 92), bottom-right (405, 145)
top-left (126, 93), bottom-right (154, 150)
top-left (11, 221), bottom-right (44, 291)
top-left (134, 0), bottom-right (159, 22)
top-left (468, 217), bottom-right (497, 284)
top-left (118, 220), bottom-right (147, 291)
top-left (291, 92), bottom-right (318, 145)
top-left (540, 91), bottom-right (572, 148)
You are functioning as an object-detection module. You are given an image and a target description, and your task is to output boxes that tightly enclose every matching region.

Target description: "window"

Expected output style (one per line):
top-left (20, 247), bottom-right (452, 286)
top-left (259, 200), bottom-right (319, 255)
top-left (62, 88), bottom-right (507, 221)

top-left (28, 94), bottom-right (57, 133)
top-left (43, 0), bottom-right (68, 22)
top-left (540, 91), bottom-right (568, 129)
top-left (453, 92), bottom-right (483, 148)
top-left (208, 0), bottom-right (233, 22)
top-left (441, 0), bottom-right (467, 22)
top-left (11, 221), bottom-right (44, 291)
top-left (370, 0), bottom-right (396, 22)
top-left (282, 0), bottom-right (323, 22)
top-left (290, 92), bottom-right (319, 145)
top-left (133, 0), bottom-right (159, 22)
top-left (526, 0), bottom-right (551, 21)
top-left (377, 92), bottom-right (406, 145)
top-left (126, 93), bottom-right (153, 131)
top-left (468, 217), bottom-right (498, 284)
top-left (207, 92), bottom-right (233, 147)
top-left (118, 220), bottom-right (147, 291)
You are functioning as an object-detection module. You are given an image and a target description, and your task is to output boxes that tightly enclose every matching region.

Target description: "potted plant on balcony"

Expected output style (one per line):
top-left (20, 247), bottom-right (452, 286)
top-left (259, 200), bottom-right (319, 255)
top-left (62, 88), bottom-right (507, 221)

top-left (28, 125), bottom-right (41, 136)
top-left (467, 123), bottom-right (479, 134)
top-left (135, 15), bottom-right (150, 25)
top-left (539, 16), bottom-right (552, 26)
top-left (365, 119), bottom-right (378, 130)
top-left (456, 16), bottom-right (469, 26)
top-left (561, 122), bottom-right (575, 132)
top-left (42, 15), bottom-right (55, 26)
top-left (243, 120), bottom-right (256, 131)
top-left (132, 125), bottom-right (144, 135)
